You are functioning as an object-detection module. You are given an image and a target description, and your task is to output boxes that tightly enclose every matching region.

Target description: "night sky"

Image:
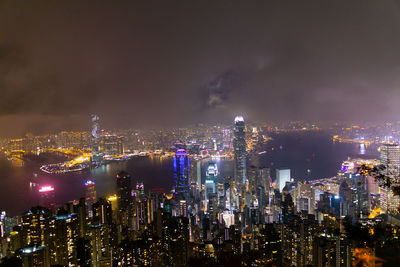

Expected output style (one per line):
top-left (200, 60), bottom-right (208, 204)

top-left (1, 1), bottom-right (400, 137)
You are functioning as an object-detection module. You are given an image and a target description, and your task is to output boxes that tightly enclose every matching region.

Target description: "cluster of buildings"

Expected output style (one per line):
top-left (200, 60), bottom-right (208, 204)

top-left (1, 117), bottom-right (400, 266)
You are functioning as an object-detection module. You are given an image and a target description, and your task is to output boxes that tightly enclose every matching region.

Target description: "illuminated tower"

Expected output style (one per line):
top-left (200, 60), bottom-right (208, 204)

top-left (91, 114), bottom-right (100, 151)
top-left (380, 143), bottom-right (400, 177)
top-left (38, 186), bottom-right (56, 210)
top-left (233, 116), bottom-right (247, 186)
top-left (173, 149), bottom-right (190, 199)
top-left (379, 143), bottom-right (400, 212)
top-left (205, 163), bottom-right (218, 200)
top-left (84, 180), bottom-right (97, 216)
top-left (276, 169), bottom-right (291, 192)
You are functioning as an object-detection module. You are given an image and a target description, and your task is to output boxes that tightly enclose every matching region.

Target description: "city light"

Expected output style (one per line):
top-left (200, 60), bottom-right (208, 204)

top-left (84, 180), bottom-right (95, 186)
top-left (38, 186), bottom-right (54, 193)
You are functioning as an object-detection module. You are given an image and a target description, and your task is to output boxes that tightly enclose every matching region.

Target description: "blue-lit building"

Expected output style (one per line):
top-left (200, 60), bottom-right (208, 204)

top-left (173, 149), bottom-right (190, 199)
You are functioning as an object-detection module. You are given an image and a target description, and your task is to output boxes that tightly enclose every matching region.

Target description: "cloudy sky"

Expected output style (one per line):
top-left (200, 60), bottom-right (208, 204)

top-left (1, 0), bottom-right (400, 136)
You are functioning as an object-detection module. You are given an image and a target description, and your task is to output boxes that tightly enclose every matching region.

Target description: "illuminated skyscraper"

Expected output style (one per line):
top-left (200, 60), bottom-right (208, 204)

top-left (38, 186), bottom-right (56, 210)
top-left (276, 169), bottom-right (291, 192)
top-left (179, 200), bottom-right (188, 217)
top-left (173, 149), bottom-right (190, 198)
top-left (84, 180), bottom-right (96, 216)
top-left (380, 143), bottom-right (400, 177)
top-left (379, 144), bottom-right (400, 213)
top-left (91, 114), bottom-right (100, 150)
top-left (233, 116), bottom-right (246, 186)
top-left (205, 163), bottom-right (218, 200)
top-left (90, 114), bottom-right (103, 167)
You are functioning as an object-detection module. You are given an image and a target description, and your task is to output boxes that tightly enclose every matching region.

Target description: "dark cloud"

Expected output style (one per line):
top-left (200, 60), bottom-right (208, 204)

top-left (1, 0), bottom-right (400, 136)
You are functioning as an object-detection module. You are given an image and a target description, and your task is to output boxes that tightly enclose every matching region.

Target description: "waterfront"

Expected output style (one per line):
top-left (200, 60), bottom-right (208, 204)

top-left (0, 131), bottom-right (379, 216)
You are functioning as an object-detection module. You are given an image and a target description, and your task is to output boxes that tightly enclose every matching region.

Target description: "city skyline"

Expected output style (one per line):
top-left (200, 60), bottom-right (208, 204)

top-left (2, 1), bottom-right (400, 266)
top-left (0, 116), bottom-right (399, 266)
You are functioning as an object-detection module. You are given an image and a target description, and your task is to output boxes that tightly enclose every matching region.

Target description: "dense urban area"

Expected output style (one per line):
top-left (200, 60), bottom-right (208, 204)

top-left (0, 116), bottom-right (400, 266)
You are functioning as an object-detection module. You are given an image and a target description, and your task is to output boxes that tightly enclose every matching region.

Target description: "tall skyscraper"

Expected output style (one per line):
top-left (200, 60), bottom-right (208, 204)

top-left (116, 171), bottom-right (132, 213)
top-left (92, 198), bottom-right (113, 225)
top-left (91, 114), bottom-right (100, 148)
top-left (276, 169), bottom-right (291, 192)
top-left (380, 143), bottom-right (400, 177)
top-left (84, 180), bottom-right (97, 216)
top-left (173, 150), bottom-right (190, 199)
top-left (205, 163), bottom-right (218, 201)
top-left (233, 116), bottom-right (247, 186)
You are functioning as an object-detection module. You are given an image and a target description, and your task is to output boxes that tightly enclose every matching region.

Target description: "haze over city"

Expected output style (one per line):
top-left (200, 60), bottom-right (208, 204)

top-left (2, 1), bottom-right (400, 137)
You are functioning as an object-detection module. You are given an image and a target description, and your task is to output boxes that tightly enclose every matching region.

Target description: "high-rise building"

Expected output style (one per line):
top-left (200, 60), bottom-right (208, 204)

top-left (233, 116), bottom-right (247, 186)
top-left (379, 143), bottom-right (400, 213)
top-left (276, 169), bottom-right (291, 192)
top-left (17, 245), bottom-right (50, 267)
top-left (173, 150), bottom-right (190, 198)
top-left (380, 143), bottom-right (400, 178)
top-left (92, 198), bottom-right (113, 225)
top-left (205, 163), bottom-right (218, 200)
top-left (179, 200), bottom-right (188, 217)
top-left (38, 186), bottom-right (56, 210)
top-left (91, 114), bottom-right (100, 151)
top-left (84, 180), bottom-right (96, 216)
top-left (116, 171), bottom-right (133, 214)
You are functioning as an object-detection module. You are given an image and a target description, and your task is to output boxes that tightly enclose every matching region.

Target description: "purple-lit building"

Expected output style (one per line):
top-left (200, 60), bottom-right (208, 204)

top-left (38, 186), bottom-right (56, 210)
top-left (84, 180), bottom-right (97, 216)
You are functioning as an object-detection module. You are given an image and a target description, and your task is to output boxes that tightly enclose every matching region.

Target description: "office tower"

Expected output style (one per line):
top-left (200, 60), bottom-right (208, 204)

top-left (116, 171), bottom-right (132, 213)
top-left (205, 163), bottom-right (218, 200)
top-left (116, 171), bottom-right (133, 227)
top-left (233, 116), bottom-right (247, 186)
top-left (84, 180), bottom-right (96, 216)
top-left (173, 151), bottom-right (190, 198)
top-left (179, 200), bottom-right (188, 217)
top-left (380, 143), bottom-right (400, 177)
top-left (248, 166), bottom-right (270, 193)
top-left (276, 169), bottom-right (291, 192)
top-left (92, 198), bottom-right (113, 225)
top-left (259, 167), bottom-right (271, 192)
top-left (91, 114), bottom-right (100, 151)
top-left (38, 186), bottom-right (56, 210)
